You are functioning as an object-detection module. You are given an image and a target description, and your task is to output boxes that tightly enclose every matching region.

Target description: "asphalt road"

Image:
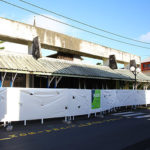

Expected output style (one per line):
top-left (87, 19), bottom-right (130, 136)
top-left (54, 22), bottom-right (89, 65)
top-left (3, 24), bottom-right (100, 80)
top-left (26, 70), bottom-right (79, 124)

top-left (1, 109), bottom-right (150, 150)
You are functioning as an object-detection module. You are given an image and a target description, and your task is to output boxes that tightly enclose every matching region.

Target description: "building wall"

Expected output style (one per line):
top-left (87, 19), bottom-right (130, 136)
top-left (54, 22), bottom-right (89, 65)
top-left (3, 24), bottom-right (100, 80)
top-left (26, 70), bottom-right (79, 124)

top-left (141, 62), bottom-right (150, 76)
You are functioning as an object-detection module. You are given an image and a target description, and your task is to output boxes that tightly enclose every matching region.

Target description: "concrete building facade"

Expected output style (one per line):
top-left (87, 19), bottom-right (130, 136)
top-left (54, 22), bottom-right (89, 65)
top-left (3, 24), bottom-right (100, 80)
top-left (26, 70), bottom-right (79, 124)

top-left (0, 17), bottom-right (150, 90)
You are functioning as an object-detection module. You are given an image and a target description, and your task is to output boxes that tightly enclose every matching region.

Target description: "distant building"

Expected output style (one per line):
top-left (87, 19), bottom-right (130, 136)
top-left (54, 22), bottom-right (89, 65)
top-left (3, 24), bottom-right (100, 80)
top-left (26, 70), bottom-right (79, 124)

top-left (141, 57), bottom-right (150, 76)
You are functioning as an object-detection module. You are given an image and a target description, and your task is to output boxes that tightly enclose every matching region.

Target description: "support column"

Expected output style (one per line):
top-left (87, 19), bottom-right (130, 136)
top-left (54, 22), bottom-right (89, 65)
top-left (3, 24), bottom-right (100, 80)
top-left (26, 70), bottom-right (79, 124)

top-left (54, 77), bottom-right (56, 88)
top-left (47, 76), bottom-right (55, 88)
top-left (102, 83), bottom-right (104, 89)
top-left (1, 72), bottom-right (6, 87)
top-left (30, 75), bottom-right (34, 88)
top-left (132, 82), bottom-right (134, 90)
top-left (116, 80), bottom-right (120, 89)
top-left (26, 74), bottom-right (30, 88)
top-left (10, 74), bottom-right (13, 87)
top-left (103, 58), bottom-right (109, 66)
top-left (125, 82), bottom-right (129, 89)
top-left (28, 42), bottom-right (33, 55)
top-left (47, 77), bottom-right (50, 88)
top-left (124, 63), bottom-right (130, 69)
top-left (79, 78), bottom-right (81, 89)
top-left (32, 75), bottom-right (34, 88)
top-left (10, 73), bottom-right (17, 87)
top-left (84, 79), bottom-right (86, 89)
top-left (54, 77), bottom-right (62, 88)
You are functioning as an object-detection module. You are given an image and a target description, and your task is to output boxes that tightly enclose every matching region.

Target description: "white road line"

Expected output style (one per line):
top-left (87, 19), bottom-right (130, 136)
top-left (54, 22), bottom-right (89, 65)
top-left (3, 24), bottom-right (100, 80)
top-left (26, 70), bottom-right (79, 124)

top-left (122, 113), bottom-right (145, 117)
top-left (112, 112), bottom-right (133, 116)
top-left (135, 114), bottom-right (150, 119)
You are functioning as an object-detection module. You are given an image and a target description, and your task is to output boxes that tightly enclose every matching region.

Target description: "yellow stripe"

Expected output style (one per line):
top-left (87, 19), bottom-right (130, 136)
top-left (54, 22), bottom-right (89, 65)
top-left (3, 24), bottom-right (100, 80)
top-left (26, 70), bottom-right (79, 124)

top-left (37, 131), bottom-right (43, 133)
top-left (0, 117), bottom-right (123, 141)
top-left (0, 138), bottom-right (11, 141)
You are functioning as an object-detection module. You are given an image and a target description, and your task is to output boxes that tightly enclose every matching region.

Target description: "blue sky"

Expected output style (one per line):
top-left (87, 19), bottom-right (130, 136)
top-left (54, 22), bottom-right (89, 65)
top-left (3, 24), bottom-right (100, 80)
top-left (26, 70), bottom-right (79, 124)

top-left (0, 0), bottom-right (150, 64)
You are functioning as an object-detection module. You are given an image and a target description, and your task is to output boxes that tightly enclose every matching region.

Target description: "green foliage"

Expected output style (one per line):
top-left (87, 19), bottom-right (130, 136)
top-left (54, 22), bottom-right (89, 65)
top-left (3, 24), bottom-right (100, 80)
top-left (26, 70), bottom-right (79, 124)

top-left (0, 41), bottom-right (4, 50)
top-left (0, 47), bottom-right (4, 50)
top-left (96, 62), bottom-right (101, 65)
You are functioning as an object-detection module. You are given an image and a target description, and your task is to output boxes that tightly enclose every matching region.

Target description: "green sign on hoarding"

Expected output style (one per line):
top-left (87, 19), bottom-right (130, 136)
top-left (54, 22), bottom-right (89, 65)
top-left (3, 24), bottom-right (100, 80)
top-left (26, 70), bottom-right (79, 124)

top-left (91, 90), bottom-right (101, 109)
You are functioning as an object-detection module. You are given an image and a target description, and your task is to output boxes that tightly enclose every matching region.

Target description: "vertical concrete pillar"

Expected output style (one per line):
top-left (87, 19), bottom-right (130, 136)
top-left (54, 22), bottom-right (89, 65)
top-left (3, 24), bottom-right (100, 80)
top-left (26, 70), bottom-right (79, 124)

top-left (124, 63), bottom-right (129, 69)
top-left (26, 74), bottom-right (30, 88)
top-left (103, 58), bottom-right (109, 66)
top-left (28, 42), bottom-right (33, 55)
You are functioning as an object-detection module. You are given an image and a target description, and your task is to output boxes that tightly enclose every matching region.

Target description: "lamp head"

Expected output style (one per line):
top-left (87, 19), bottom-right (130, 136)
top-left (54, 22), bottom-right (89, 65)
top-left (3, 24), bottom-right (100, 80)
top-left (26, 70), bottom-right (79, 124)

top-left (130, 66), bottom-right (135, 72)
top-left (136, 68), bottom-right (141, 73)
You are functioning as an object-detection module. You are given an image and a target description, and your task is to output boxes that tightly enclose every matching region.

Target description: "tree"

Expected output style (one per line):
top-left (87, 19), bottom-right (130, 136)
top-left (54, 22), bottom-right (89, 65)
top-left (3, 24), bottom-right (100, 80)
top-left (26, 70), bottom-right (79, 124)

top-left (96, 62), bottom-right (101, 65)
top-left (0, 41), bottom-right (4, 50)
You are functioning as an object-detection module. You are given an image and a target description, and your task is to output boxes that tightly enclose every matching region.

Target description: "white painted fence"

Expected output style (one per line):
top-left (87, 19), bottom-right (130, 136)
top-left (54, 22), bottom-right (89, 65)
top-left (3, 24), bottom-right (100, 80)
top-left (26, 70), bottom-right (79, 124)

top-left (0, 88), bottom-right (150, 123)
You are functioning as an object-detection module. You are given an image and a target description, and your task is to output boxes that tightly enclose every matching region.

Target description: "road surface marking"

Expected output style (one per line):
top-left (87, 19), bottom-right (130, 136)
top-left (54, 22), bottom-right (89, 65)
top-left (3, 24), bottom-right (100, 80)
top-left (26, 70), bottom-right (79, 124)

top-left (0, 138), bottom-right (11, 141)
top-left (135, 115), bottom-right (150, 118)
top-left (0, 117), bottom-right (122, 142)
top-left (112, 112), bottom-right (133, 116)
top-left (122, 113), bottom-right (145, 117)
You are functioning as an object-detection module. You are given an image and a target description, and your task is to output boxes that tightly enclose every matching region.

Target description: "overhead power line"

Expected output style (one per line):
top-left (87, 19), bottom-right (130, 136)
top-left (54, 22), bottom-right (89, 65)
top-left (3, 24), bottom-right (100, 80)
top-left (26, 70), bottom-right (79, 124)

top-left (19, 0), bottom-right (150, 45)
top-left (0, 0), bottom-right (150, 50)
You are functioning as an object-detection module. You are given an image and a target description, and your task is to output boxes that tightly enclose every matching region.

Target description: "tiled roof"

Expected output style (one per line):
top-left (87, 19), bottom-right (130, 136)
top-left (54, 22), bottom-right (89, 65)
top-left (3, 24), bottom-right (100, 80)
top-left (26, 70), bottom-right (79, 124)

top-left (0, 53), bottom-right (150, 82)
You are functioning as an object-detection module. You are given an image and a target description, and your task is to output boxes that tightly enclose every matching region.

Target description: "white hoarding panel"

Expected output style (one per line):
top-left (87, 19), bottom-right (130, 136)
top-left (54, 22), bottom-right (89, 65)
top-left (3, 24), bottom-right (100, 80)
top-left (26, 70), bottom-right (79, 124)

top-left (0, 88), bottom-right (149, 122)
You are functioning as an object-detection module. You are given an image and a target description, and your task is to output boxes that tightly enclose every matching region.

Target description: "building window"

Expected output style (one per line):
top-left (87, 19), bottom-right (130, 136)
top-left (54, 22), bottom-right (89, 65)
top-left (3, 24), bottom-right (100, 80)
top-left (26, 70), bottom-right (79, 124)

top-left (143, 64), bottom-right (147, 68)
top-left (148, 64), bottom-right (150, 68)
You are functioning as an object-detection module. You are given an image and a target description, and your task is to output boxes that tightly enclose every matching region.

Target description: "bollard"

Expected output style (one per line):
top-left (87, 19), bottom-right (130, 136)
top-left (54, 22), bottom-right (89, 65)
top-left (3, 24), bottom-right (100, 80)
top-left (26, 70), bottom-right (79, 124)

top-left (24, 120), bottom-right (26, 126)
top-left (3, 121), bottom-right (6, 127)
top-left (6, 122), bottom-right (13, 132)
top-left (41, 118), bottom-right (44, 124)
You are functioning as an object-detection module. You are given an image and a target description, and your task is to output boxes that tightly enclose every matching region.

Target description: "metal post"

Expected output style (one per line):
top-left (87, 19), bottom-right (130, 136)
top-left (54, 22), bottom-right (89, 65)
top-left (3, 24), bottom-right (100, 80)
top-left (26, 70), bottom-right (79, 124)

top-left (130, 66), bottom-right (140, 90)
top-left (54, 77), bottom-right (56, 88)
top-left (1, 72), bottom-right (6, 87)
top-left (135, 72), bottom-right (137, 90)
top-left (10, 74), bottom-right (13, 87)
top-left (47, 77), bottom-right (49, 88)
top-left (12, 73), bottom-right (17, 87)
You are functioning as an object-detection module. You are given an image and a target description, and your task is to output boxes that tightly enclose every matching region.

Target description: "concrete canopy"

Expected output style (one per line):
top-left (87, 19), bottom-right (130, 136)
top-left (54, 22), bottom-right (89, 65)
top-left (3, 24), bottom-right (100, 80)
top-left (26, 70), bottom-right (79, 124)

top-left (0, 17), bottom-right (140, 65)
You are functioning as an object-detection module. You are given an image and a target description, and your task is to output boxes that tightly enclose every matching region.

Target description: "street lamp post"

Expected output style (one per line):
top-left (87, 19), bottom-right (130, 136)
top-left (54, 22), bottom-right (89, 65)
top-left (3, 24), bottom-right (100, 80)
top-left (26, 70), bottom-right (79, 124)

top-left (130, 66), bottom-right (141, 90)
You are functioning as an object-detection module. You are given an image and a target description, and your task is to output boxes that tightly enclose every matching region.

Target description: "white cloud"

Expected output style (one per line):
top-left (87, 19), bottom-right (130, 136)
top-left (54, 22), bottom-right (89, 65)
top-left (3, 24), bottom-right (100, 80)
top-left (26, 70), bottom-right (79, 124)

top-left (139, 32), bottom-right (150, 42)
